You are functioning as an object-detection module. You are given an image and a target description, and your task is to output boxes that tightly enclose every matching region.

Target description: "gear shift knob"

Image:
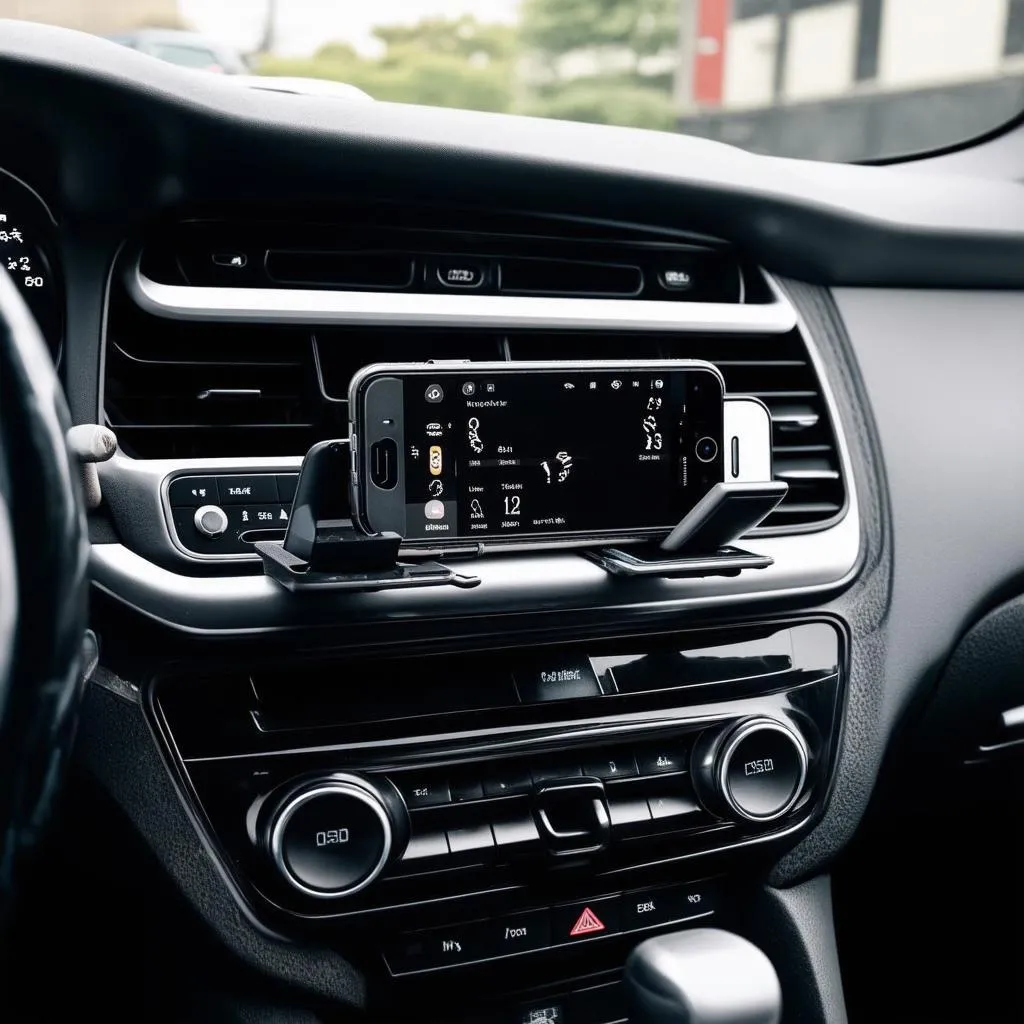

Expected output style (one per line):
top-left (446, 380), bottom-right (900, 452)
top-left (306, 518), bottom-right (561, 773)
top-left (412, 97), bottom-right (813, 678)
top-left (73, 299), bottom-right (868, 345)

top-left (625, 928), bottom-right (782, 1024)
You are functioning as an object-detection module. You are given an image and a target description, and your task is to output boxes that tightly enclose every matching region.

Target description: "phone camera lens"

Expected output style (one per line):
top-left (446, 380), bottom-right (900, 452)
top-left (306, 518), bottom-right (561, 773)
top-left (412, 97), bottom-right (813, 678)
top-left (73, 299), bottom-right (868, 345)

top-left (695, 436), bottom-right (719, 463)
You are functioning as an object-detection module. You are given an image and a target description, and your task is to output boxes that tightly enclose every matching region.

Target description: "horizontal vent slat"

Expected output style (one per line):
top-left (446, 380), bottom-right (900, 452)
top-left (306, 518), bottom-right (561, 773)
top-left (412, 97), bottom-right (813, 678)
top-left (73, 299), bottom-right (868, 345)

top-left (774, 458), bottom-right (840, 482)
top-left (770, 404), bottom-right (820, 430)
top-left (772, 443), bottom-right (833, 454)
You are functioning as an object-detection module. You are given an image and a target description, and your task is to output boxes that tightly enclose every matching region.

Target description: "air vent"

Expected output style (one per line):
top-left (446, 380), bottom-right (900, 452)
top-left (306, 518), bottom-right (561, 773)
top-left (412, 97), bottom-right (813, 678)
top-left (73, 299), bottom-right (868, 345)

top-left (313, 328), bottom-right (504, 401)
top-left (103, 295), bottom-right (499, 459)
top-left (149, 218), bottom-right (749, 303)
top-left (505, 330), bottom-right (845, 532)
top-left (104, 296), bottom-right (331, 459)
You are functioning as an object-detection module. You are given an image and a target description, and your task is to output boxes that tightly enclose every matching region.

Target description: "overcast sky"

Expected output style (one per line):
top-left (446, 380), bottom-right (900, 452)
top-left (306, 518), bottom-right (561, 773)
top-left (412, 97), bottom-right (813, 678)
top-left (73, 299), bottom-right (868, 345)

top-left (178, 0), bottom-right (522, 57)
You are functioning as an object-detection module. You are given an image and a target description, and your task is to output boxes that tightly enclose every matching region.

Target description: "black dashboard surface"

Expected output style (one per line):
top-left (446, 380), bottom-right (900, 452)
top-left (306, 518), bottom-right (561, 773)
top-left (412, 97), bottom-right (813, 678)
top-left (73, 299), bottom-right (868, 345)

top-left (2, 18), bottom-right (1024, 294)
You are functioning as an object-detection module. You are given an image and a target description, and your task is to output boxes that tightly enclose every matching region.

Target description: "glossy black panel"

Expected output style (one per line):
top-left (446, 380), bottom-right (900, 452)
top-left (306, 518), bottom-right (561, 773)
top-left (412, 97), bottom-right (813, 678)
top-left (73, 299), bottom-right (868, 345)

top-left (158, 621), bottom-right (839, 761)
top-left (146, 620), bottom-right (843, 964)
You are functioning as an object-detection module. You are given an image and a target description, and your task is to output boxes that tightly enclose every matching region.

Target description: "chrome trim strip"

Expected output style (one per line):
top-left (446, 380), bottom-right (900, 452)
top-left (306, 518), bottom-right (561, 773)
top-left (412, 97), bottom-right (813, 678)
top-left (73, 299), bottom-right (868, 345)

top-left (89, 498), bottom-right (859, 633)
top-left (750, 275), bottom-right (855, 538)
top-left (129, 264), bottom-right (797, 333)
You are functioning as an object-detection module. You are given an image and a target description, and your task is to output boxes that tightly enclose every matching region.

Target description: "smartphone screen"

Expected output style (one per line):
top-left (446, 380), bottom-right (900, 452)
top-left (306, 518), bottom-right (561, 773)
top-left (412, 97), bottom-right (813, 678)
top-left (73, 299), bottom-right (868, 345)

top-left (354, 363), bottom-right (724, 546)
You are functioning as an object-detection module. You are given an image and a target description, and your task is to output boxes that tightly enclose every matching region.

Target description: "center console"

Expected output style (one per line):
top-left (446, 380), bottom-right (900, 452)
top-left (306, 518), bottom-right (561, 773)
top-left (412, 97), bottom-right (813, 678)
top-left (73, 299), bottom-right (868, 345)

top-left (150, 619), bottom-right (843, 1023)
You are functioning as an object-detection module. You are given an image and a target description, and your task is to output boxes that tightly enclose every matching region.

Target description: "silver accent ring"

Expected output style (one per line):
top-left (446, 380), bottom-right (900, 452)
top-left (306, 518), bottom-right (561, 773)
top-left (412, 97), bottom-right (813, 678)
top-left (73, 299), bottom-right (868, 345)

top-left (716, 719), bottom-right (809, 823)
top-left (268, 777), bottom-right (393, 899)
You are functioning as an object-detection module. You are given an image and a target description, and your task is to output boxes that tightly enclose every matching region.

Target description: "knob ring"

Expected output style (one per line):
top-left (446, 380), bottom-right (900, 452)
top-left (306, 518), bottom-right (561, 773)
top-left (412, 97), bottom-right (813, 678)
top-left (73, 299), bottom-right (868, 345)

top-left (269, 777), bottom-right (393, 899)
top-left (716, 719), bottom-right (808, 823)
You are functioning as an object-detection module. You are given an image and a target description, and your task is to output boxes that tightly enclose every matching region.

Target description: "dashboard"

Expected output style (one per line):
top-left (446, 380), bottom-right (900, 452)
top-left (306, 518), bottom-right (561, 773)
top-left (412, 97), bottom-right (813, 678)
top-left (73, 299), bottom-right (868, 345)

top-left (4, 17), bottom-right (1024, 1024)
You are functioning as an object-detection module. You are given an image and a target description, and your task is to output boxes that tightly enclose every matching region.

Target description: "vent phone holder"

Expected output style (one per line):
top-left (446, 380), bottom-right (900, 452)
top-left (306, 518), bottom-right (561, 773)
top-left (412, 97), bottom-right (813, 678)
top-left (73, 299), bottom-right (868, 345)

top-left (255, 440), bottom-right (480, 593)
top-left (258, 440), bottom-right (787, 593)
top-left (587, 480), bottom-right (788, 578)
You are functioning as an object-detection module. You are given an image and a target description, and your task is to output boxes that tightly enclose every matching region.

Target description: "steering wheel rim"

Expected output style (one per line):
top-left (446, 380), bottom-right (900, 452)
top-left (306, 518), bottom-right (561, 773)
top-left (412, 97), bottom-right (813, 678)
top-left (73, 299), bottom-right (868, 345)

top-left (0, 265), bottom-right (87, 908)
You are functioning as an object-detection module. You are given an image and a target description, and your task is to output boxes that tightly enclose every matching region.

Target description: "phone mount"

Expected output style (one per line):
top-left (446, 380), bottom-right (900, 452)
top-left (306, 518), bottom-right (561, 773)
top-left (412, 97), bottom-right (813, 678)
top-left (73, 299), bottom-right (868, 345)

top-left (258, 442), bottom-right (786, 592)
top-left (256, 440), bottom-right (480, 593)
top-left (588, 480), bottom-right (788, 578)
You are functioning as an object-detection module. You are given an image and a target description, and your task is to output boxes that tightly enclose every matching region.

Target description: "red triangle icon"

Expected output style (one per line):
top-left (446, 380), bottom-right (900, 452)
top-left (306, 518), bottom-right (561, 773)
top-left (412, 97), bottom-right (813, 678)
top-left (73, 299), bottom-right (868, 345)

top-left (569, 906), bottom-right (606, 937)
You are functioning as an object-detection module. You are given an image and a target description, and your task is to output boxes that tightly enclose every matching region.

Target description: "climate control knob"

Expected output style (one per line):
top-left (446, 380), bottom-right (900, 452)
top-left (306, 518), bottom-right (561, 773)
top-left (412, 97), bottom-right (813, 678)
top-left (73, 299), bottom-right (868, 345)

top-left (193, 504), bottom-right (228, 538)
top-left (261, 774), bottom-right (409, 898)
top-left (693, 718), bottom-right (809, 824)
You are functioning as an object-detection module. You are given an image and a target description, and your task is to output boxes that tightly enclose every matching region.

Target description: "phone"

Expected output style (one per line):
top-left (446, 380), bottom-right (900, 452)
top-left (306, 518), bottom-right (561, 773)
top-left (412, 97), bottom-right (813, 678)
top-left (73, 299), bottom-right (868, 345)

top-left (349, 360), bottom-right (726, 551)
top-left (722, 396), bottom-right (773, 483)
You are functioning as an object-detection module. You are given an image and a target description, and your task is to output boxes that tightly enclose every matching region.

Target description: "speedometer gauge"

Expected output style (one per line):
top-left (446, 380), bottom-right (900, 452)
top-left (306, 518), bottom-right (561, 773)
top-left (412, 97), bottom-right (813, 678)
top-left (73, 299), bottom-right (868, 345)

top-left (0, 170), bottom-right (62, 361)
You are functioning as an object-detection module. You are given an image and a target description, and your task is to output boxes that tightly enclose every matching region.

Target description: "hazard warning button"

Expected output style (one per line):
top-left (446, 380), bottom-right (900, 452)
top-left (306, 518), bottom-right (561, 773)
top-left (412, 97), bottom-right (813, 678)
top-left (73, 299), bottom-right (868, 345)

top-left (553, 896), bottom-right (621, 943)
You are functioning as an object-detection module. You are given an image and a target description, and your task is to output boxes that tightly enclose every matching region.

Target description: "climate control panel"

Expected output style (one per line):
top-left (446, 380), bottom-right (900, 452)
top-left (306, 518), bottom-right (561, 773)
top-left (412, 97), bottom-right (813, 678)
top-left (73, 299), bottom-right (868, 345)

top-left (151, 619), bottom-right (843, 999)
top-left (165, 471), bottom-right (299, 556)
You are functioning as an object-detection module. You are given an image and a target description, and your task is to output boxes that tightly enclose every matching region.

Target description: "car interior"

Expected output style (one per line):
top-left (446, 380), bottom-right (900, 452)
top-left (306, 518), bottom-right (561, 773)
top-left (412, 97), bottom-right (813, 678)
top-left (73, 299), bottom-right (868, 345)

top-left (2, 13), bottom-right (1024, 1024)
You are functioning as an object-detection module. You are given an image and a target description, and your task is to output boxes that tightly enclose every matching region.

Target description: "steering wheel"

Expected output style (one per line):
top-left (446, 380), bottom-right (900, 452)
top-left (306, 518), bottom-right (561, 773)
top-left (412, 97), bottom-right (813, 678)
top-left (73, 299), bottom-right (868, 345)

top-left (0, 266), bottom-right (88, 913)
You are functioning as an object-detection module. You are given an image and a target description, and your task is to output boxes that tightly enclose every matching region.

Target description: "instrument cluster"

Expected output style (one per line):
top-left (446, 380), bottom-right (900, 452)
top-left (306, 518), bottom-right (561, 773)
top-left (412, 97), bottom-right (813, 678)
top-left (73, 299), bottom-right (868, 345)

top-left (0, 169), bottom-right (62, 360)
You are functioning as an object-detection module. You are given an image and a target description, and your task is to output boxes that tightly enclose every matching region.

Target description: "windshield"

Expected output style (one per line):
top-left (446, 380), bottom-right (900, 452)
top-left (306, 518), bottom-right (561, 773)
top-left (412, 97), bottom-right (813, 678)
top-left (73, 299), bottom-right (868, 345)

top-left (12, 0), bottom-right (1024, 161)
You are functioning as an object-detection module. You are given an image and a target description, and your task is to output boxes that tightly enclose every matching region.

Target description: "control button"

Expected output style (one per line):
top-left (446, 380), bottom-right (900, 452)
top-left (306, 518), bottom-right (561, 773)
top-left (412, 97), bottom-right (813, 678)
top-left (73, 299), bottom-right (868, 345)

top-left (483, 909), bottom-right (551, 958)
top-left (424, 383), bottom-right (444, 403)
top-left (385, 922), bottom-right (490, 974)
top-left (658, 266), bottom-right (695, 292)
top-left (516, 996), bottom-right (567, 1023)
top-left (450, 778), bottom-right (484, 803)
top-left (446, 823), bottom-right (495, 861)
top-left (492, 812), bottom-right (542, 858)
top-left (636, 745), bottom-right (686, 776)
top-left (569, 981), bottom-right (628, 1024)
top-left (211, 251), bottom-right (248, 268)
top-left (269, 780), bottom-right (394, 898)
top-left (648, 793), bottom-right (702, 823)
top-left (621, 886), bottom-right (685, 931)
top-left (171, 506), bottom-right (238, 555)
top-left (530, 762), bottom-right (582, 786)
top-left (236, 504), bottom-right (290, 534)
top-left (276, 474), bottom-right (299, 502)
top-left (515, 659), bottom-right (602, 703)
top-left (168, 475), bottom-right (219, 507)
top-left (396, 775), bottom-right (451, 809)
top-left (674, 880), bottom-right (718, 919)
top-left (397, 830), bottom-right (450, 871)
top-left (535, 778), bottom-right (610, 856)
top-left (552, 897), bottom-right (621, 944)
top-left (720, 719), bottom-right (808, 821)
top-left (583, 750), bottom-right (638, 781)
top-left (608, 796), bottom-right (652, 834)
top-left (436, 260), bottom-right (485, 289)
top-left (483, 767), bottom-right (531, 798)
top-left (194, 505), bottom-right (228, 538)
top-left (218, 474), bottom-right (278, 504)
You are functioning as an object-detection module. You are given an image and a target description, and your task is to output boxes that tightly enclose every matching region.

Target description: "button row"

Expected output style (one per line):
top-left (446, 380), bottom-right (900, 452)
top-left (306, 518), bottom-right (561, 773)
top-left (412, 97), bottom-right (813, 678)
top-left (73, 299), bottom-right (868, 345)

top-left (394, 743), bottom-right (687, 810)
top-left (168, 473), bottom-right (299, 508)
top-left (170, 502), bottom-right (294, 556)
top-left (394, 811), bottom-right (541, 874)
top-left (385, 881), bottom-right (717, 975)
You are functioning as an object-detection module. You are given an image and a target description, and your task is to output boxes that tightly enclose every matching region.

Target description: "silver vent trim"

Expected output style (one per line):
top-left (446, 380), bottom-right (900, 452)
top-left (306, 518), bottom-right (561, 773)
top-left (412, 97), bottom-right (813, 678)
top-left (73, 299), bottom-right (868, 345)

top-left (129, 263), bottom-right (796, 334)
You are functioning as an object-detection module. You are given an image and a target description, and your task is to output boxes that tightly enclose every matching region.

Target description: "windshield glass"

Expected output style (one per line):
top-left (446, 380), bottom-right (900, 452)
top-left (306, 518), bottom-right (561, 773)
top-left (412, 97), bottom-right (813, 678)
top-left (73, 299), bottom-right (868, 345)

top-left (11, 0), bottom-right (1024, 161)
